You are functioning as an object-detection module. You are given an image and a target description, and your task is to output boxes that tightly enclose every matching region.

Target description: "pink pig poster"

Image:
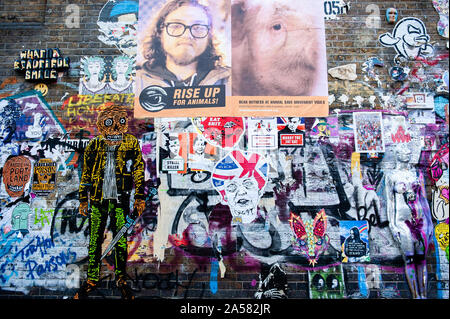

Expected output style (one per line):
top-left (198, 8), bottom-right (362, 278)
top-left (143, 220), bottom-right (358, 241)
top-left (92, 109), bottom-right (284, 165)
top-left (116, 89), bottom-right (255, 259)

top-left (134, 0), bottom-right (328, 118)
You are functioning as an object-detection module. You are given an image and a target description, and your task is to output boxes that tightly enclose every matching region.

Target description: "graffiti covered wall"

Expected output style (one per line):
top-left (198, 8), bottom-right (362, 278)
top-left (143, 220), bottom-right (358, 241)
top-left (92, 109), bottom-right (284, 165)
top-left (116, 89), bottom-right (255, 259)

top-left (0, 0), bottom-right (448, 300)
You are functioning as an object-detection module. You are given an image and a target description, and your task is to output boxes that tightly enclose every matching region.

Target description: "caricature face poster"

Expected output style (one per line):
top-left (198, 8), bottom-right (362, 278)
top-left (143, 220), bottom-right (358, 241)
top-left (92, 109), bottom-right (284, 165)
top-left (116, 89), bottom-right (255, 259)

top-left (134, 0), bottom-right (328, 118)
top-left (340, 220), bottom-right (370, 263)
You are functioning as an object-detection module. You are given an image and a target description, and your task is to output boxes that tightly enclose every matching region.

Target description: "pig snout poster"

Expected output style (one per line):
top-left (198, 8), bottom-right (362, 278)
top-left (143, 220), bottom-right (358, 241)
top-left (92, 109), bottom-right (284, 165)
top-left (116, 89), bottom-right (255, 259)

top-left (134, 0), bottom-right (329, 118)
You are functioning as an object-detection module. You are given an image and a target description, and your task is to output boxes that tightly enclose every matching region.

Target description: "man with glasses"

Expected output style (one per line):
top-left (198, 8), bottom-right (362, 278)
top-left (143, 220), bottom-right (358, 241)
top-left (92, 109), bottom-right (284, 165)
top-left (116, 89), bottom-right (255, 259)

top-left (137, 0), bottom-right (230, 90)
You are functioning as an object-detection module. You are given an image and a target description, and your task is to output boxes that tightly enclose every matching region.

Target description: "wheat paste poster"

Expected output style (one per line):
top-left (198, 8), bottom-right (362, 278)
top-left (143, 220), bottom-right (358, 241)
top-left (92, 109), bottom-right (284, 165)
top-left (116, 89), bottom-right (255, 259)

top-left (340, 220), bottom-right (370, 263)
top-left (353, 112), bottom-right (385, 153)
top-left (134, 0), bottom-right (328, 118)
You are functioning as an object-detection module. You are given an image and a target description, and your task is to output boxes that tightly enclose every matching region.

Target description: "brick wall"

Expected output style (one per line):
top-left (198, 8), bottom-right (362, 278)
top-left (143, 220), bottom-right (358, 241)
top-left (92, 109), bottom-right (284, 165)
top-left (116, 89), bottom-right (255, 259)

top-left (0, 0), bottom-right (448, 301)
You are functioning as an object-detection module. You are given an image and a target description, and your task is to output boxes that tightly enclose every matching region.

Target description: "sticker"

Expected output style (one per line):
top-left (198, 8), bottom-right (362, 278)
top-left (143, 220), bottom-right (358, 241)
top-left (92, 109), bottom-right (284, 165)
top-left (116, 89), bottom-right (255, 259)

top-left (32, 158), bottom-right (57, 196)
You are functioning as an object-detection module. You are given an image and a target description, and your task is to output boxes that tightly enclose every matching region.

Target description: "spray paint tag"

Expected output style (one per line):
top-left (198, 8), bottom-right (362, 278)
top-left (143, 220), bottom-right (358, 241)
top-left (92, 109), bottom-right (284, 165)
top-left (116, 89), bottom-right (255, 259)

top-left (210, 258), bottom-right (219, 294)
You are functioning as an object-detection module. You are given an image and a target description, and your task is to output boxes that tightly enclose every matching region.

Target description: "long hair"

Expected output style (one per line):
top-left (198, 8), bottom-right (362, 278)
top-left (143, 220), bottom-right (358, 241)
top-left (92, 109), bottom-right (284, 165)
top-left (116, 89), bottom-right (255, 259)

top-left (141, 0), bottom-right (222, 72)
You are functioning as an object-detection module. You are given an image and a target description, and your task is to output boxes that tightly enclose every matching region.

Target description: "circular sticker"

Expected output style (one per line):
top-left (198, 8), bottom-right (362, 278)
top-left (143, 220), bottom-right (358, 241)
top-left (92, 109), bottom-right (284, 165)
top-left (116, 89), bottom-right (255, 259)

top-left (34, 83), bottom-right (48, 96)
top-left (139, 85), bottom-right (167, 112)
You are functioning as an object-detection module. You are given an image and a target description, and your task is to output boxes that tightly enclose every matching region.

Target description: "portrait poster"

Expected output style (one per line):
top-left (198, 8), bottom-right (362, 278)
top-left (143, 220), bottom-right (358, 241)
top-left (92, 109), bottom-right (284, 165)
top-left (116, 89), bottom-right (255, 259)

top-left (187, 132), bottom-right (220, 171)
top-left (352, 112), bottom-right (385, 153)
top-left (339, 220), bottom-right (370, 263)
top-left (134, 0), bottom-right (328, 118)
top-left (277, 117), bottom-right (305, 147)
top-left (159, 132), bottom-right (188, 174)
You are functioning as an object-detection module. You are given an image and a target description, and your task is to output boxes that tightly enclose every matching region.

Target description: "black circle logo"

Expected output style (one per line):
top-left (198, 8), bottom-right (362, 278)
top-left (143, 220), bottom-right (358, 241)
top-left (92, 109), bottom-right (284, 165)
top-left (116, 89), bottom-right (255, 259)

top-left (139, 86), bottom-right (168, 112)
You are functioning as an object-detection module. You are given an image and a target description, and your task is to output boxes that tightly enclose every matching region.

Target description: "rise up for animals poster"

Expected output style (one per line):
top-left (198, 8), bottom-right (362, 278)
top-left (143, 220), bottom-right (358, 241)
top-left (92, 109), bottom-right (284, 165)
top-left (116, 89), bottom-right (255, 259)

top-left (134, 0), bottom-right (329, 118)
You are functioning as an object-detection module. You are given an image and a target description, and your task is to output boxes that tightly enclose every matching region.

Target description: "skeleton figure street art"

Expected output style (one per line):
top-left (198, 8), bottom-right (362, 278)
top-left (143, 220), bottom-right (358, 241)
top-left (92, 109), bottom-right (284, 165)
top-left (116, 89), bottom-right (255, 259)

top-left (379, 17), bottom-right (434, 64)
top-left (75, 102), bottom-right (145, 300)
top-left (289, 209), bottom-right (330, 266)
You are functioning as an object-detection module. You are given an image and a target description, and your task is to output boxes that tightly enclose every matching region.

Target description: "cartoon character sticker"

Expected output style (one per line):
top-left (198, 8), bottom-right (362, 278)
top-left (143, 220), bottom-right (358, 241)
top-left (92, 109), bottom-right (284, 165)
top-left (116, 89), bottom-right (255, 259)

top-left (379, 17), bottom-right (434, 63)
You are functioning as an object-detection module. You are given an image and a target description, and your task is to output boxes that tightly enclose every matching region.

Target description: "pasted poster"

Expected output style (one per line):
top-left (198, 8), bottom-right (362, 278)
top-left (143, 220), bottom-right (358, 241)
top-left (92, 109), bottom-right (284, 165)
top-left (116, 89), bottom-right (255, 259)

top-left (187, 132), bottom-right (220, 172)
top-left (79, 56), bottom-right (135, 95)
top-left (32, 158), bottom-right (57, 196)
top-left (404, 92), bottom-right (434, 109)
top-left (247, 117), bottom-right (277, 150)
top-left (191, 117), bottom-right (245, 150)
top-left (134, 0), bottom-right (328, 118)
top-left (1, 155), bottom-right (32, 198)
top-left (277, 117), bottom-right (305, 147)
top-left (60, 93), bottom-right (148, 139)
top-left (308, 265), bottom-right (345, 299)
top-left (353, 112), bottom-right (385, 153)
top-left (97, 0), bottom-right (139, 57)
top-left (340, 220), bottom-right (370, 263)
top-left (159, 132), bottom-right (188, 173)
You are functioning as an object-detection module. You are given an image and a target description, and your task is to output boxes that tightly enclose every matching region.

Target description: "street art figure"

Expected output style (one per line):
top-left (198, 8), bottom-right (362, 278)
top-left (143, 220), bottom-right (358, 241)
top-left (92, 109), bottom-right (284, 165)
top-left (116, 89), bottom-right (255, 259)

top-left (289, 209), bottom-right (330, 266)
top-left (254, 263), bottom-right (288, 299)
top-left (429, 143), bottom-right (449, 221)
top-left (79, 56), bottom-right (108, 95)
top-left (109, 56), bottom-right (135, 94)
top-left (79, 56), bottom-right (135, 95)
top-left (75, 103), bottom-right (145, 299)
top-left (212, 150), bottom-right (269, 224)
top-left (379, 17), bottom-right (434, 64)
top-left (97, 0), bottom-right (139, 57)
top-left (385, 143), bottom-right (433, 298)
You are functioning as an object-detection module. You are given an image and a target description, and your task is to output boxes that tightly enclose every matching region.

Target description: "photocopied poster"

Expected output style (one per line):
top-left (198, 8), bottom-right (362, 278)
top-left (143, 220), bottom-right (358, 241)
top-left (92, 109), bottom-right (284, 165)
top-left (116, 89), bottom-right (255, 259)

top-left (277, 117), bottom-right (305, 147)
top-left (308, 265), bottom-right (345, 299)
top-left (353, 111), bottom-right (385, 153)
top-left (32, 158), bottom-right (57, 196)
top-left (159, 132), bottom-right (188, 173)
top-left (340, 220), bottom-right (370, 263)
top-left (79, 56), bottom-right (135, 95)
top-left (247, 117), bottom-right (278, 150)
top-left (134, 0), bottom-right (328, 118)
